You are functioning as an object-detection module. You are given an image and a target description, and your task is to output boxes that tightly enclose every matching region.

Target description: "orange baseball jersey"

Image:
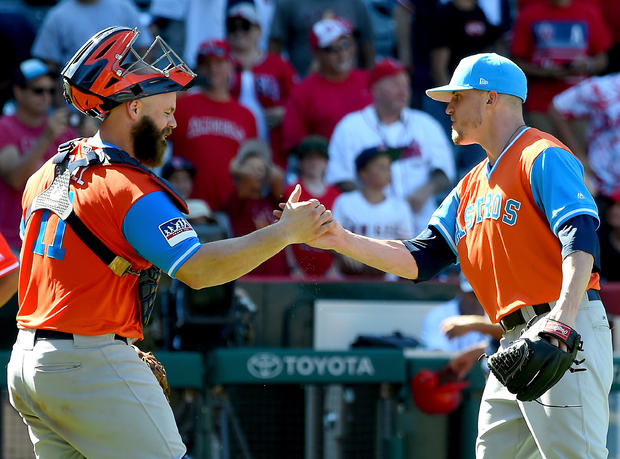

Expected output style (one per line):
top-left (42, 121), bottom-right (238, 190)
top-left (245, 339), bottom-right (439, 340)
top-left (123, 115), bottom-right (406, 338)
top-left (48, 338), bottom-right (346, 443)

top-left (429, 128), bottom-right (600, 323)
top-left (0, 232), bottom-right (18, 278)
top-left (17, 138), bottom-right (200, 339)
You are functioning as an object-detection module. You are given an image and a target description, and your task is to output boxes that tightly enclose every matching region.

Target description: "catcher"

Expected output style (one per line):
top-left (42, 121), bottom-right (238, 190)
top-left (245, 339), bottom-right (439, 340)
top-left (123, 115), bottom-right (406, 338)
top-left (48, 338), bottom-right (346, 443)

top-left (305, 53), bottom-right (612, 458)
top-left (7, 27), bottom-right (333, 459)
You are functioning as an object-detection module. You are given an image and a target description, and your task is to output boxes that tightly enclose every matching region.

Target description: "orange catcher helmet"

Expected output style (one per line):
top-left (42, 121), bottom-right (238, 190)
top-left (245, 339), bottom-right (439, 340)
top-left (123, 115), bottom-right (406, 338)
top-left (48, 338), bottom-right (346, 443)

top-left (61, 26), bottom-right (196, 119)
top-left (410, 368), bottom-right (469, 414)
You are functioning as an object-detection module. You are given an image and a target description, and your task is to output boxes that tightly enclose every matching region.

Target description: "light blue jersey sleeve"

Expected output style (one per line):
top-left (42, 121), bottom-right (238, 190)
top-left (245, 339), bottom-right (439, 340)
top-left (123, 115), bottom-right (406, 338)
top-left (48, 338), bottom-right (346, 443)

top-left (529, 147), bottom-right (599, 235)
top-left (428, 187), bottom-right (460, 257)
top-left (123, 191), bottom-right (201, 277)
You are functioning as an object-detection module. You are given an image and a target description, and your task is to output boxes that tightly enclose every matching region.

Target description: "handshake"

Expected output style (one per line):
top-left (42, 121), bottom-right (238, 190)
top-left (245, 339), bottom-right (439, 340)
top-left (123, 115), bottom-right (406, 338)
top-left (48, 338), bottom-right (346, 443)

top-left (273, 184), bottom-right (340, 250)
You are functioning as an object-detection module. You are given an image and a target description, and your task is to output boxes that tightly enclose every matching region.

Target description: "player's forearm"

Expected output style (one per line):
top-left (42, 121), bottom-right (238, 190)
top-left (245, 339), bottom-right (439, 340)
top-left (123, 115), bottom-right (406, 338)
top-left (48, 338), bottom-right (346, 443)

top-left (175, 223), bottom-right (290, 289)
top-left (553, 251), bottom-right (594, 323)
top-left (333, 229), bottom-right (419, 279)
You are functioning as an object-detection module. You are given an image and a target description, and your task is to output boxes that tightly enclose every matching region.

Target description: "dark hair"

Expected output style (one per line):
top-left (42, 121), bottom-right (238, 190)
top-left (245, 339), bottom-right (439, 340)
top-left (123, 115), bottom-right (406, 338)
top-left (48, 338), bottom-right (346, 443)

top-left (296, 135), bottom-right (328, 158)
top-left (161, 156), bottom-right (197, 180)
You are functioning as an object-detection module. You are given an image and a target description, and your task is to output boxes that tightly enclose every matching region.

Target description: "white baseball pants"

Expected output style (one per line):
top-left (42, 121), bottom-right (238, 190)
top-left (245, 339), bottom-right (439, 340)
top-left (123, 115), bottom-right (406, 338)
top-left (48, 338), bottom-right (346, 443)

top-left (7, 329), bottom-right (186, 459)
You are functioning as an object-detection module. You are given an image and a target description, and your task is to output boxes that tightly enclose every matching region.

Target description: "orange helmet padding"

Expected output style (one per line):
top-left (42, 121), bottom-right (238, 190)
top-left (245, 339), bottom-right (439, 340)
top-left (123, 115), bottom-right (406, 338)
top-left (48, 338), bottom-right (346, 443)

top-left (61, 26), bottom-right (195, 119)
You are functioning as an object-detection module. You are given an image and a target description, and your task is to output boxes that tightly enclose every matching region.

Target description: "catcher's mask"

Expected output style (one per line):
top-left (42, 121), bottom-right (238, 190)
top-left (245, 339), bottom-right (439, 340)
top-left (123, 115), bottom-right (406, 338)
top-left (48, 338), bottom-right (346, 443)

top-left (410, 368), bottom-right (469, 414)
top-left (61, 26), bottom-right (195, 119)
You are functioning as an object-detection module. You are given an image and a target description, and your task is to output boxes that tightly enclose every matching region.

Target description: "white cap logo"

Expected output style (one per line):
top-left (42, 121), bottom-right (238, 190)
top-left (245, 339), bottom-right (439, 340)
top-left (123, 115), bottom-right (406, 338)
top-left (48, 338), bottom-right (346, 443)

top-left (479, 77), bottom-right (489, 85)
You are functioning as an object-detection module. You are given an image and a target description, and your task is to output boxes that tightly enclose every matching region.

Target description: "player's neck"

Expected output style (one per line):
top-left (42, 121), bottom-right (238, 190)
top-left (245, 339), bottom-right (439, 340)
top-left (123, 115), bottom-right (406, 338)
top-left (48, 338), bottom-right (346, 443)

top-left (98, 122), bottom-right (133, 156)
top-left (483, 119), bottom-right (526, 165)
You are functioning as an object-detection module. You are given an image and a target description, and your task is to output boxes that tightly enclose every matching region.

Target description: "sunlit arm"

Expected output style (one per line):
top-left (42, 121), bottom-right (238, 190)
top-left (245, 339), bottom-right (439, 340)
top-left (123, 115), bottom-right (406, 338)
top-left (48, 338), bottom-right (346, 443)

top-left (175, 223), bottom-right (290, 289)
top-left (331, 229), bottom-right (419, 280)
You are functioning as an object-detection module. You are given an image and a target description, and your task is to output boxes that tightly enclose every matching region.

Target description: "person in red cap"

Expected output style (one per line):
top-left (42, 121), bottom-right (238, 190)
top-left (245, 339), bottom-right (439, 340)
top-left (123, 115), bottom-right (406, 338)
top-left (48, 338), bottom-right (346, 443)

top-left (226, 2), bottom-right (297, 169)
top-left (325, 57), bottom-right (454, 235)
top-left (281, 17), bottom-right (372, 155)
top-left (169, 39), bottom-right (258, 212)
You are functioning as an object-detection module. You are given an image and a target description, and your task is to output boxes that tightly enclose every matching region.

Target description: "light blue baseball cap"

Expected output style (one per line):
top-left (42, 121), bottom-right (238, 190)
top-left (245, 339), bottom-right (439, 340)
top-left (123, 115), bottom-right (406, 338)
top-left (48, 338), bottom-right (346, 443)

top-left (18, 58), bottom-right (54, 83)
top-left (426, 53), bottom-right (527, 103)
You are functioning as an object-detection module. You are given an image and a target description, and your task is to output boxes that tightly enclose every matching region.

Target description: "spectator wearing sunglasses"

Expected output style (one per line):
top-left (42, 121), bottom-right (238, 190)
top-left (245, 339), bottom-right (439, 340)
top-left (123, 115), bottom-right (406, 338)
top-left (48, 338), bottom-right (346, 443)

top-left (227, 2), bottom-right (297, 169)
top-left (0, 59), bottom-right (77, 251)
top-left (282, 17), bottom-right (372, 158)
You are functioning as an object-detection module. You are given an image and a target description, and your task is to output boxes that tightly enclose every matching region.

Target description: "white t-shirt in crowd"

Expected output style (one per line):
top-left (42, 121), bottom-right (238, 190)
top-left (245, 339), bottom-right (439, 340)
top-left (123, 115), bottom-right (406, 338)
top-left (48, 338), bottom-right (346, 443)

top-left (326, 105), bottom-right (455, 235)
top-left (332, 190), bottom-right (415, 240)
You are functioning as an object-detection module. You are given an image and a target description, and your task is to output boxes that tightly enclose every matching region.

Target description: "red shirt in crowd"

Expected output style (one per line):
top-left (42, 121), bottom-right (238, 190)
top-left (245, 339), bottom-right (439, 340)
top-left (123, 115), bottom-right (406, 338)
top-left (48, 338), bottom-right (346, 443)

top-left (284, 182), bottom-right (341, 277)
top-left (282, 69), bottom-right (372, 152)
top-left (0, 114), bottom-right (76, 250)
top-left (510, 0), bottom-right (612, 113)
top-left (0, 232), bottom-right (18, 278)
top-left (231, 53), bottom-right (297, 168)
top-left (170, 91), bottom-right (257, 211)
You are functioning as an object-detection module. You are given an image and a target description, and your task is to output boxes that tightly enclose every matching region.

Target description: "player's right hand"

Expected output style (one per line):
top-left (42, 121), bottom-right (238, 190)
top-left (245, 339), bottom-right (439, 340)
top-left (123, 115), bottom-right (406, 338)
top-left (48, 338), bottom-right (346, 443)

top-left (277, 184), bottom-right (334, 244)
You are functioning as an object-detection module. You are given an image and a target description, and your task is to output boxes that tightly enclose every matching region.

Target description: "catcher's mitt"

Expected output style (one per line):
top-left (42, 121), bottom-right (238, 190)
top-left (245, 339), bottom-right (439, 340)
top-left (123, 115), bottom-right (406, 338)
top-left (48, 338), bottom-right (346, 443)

top-left (133, 345), bottom-right (170, 401)
top-left (488, 318), bottom-right (584, 401)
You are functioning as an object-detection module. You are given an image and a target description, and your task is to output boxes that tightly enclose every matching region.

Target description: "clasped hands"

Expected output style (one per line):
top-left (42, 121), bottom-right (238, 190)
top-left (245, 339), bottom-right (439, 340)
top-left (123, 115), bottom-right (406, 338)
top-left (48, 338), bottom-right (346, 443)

top-left (273, 184), bottom-right (341, 249)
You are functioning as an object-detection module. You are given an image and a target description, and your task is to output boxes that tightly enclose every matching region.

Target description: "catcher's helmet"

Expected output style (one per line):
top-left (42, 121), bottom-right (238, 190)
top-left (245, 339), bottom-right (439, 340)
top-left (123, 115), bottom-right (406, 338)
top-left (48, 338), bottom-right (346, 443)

top-left (61, 26), bottom-right (195, 119)
top-left (410, 369), bottom-right (469, 414)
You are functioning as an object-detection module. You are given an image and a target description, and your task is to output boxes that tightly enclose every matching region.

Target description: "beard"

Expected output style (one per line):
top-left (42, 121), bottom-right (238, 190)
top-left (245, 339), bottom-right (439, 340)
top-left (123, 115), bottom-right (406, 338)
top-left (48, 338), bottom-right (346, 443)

top-left (451, 109), bottom-right (483, 145)
top-left (131, 115), bottom-right (171, 168)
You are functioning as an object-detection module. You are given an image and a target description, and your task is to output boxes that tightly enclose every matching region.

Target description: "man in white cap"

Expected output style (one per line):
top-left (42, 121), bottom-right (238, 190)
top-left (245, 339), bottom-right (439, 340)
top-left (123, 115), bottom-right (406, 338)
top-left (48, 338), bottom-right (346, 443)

top-left (305, 52), bottom-right (611, 458)
top-left (282, 17), bottom-right (372, 155)
top-left (326, 57), bottom-right (455, 235)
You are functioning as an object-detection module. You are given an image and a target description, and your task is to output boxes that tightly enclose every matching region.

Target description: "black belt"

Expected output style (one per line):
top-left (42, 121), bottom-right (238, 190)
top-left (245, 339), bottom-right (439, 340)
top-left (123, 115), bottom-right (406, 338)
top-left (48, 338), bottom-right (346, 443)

top-left (499, 289), bottom-right (601, 332)
top-left (34, 329), bottom-right (127, 344)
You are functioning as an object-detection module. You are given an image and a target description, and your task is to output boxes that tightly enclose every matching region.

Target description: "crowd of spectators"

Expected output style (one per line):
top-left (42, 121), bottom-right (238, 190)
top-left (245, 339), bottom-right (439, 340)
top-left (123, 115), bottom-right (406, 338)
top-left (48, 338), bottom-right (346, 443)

top-left (1, 0), bottom-right (619, 284)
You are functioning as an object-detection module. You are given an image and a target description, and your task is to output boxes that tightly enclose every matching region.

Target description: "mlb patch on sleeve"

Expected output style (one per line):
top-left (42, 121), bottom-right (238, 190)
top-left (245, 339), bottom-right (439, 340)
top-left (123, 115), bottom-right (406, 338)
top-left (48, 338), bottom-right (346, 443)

top-left (158, 217), bottom-right (197, 246)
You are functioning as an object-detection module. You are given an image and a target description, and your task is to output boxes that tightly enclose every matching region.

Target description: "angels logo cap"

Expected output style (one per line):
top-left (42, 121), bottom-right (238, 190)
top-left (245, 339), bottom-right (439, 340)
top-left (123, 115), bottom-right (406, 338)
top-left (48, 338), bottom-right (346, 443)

top-left (426, 53), bottom-right (527, 103)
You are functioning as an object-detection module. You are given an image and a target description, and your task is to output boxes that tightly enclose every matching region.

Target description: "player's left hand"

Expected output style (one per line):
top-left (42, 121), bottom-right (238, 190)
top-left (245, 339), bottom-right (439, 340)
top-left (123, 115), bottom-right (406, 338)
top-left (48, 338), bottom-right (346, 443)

top-left (487, 317), bottom-right (583, 401)
top-left (544, 307), bottom-right (578, 351)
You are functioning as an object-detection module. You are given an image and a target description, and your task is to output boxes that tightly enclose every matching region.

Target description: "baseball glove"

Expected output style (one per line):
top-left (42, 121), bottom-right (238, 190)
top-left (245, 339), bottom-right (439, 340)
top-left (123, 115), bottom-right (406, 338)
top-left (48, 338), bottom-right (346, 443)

top-left (133, 345), bottom-right (170, 401)
top-left (488, 318), bottom-right (583, 401)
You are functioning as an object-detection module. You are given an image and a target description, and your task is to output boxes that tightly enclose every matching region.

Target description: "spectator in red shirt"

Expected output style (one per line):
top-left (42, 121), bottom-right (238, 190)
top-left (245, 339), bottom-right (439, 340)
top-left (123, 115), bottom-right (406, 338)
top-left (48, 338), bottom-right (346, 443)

top-left (170, 40), bottom-right (258, 212)
top-left (224, 139), bottom-right (289, 276)
top-left (0, 59), bottom-right (76, 251)
top-left (282, 17), bottom-right (372, 154)
top-left (285, 135), bottom-right (341, 278)
top-left (227, 2), bottom-right (297, 169)
top-left (0, 232), bottom-right (18, 307)
top-left (510, 0), bottom-right (612, 134)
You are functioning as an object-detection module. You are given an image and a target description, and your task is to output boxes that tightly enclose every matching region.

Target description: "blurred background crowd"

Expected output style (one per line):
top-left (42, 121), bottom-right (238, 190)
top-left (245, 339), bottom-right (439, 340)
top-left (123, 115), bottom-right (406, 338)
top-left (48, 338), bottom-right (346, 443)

top-left (1, 1), bottom-right (620, 456)
top-left (1, 0), bottom-right (619, 284)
